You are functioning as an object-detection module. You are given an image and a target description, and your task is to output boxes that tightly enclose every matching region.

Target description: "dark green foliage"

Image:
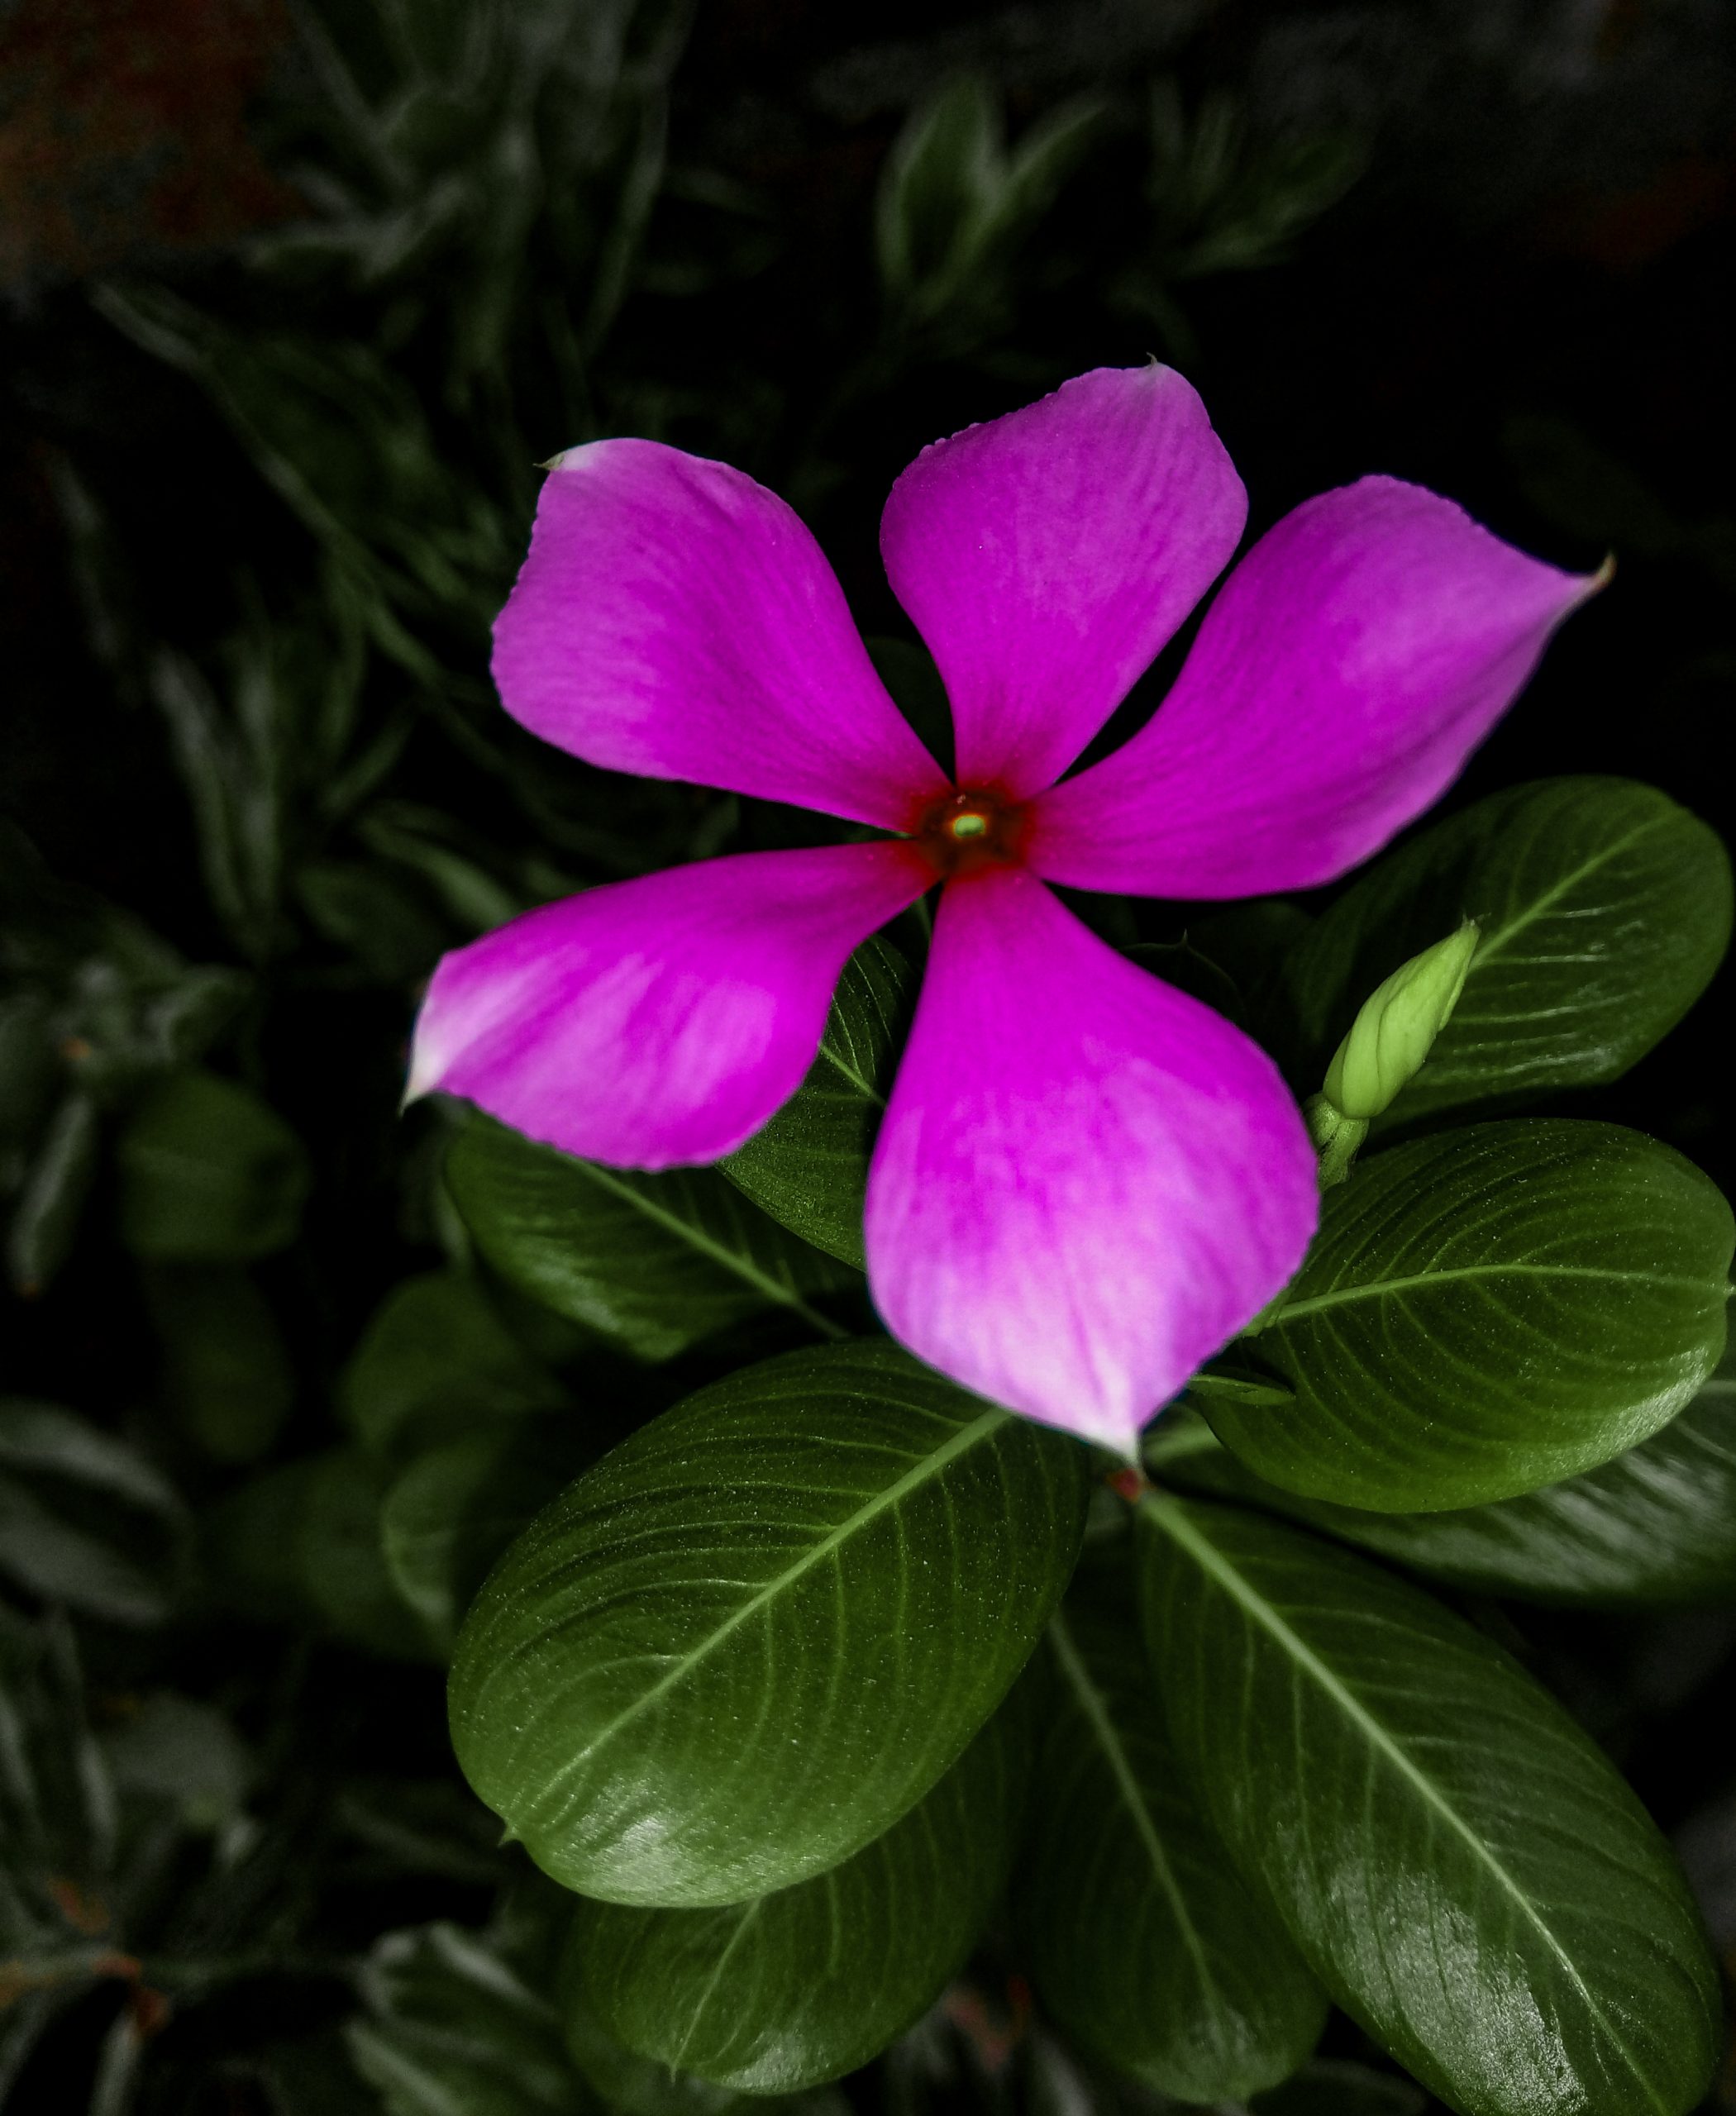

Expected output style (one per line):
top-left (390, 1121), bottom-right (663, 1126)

top-left (721, 936), bottom-right (914, 1268)
top-left (448, 1115), bottom-right (860, 1359)
top-left (1175, 1345), bottom-right (1736, 1607)
top-left (1016, 1570), bottom-right (1327, 2101)
top-left (1279, 779), bottom-right (1733, 1122)
top-left (1216, 1121), bottom-right (1733, 1510)
top-left (116, 1068), bottom-right (311, 1262)
top-left (448, 1342), bottom-right (1087, 1904)
top-left (565, 1689), bottom-right (1032, 2090)
top-left (1139, 1497), bottom-right (1723, 2116)
top-left (2, 2), bottom-right (1732, 2109)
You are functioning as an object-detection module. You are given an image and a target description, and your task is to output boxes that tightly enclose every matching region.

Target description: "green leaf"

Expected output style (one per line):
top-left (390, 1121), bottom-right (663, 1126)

top-left (1016, 1571), bottom-right (1325, 2102)
top-left (349, 1920), bottom-right (584, 2116)
top-left (449, 1342), bottom-right (1087, 1906)
top-left (341, 1270), bottom-right (565, 1462)
top-left (446, 1116), bottom-right (858, 1361)
top-left (1178, 1345), bottom-right (1736, 1608)
top-left (380, 1418), bottom-right (601, 1650)
top-left (0, 1474), bottom-right (172, 1625)
top-left (142, 1263), bottom-right (295, 1462)
top-left (1138, 1494), bottom-right (1721, 2116)
top-left (0, 1399), bottom-right (183, 1625)
top-left (202, 1449), bottom-right (435, 1661)
top-left (6, 1091), bottom-right (101, 1296)
top-left (1281, 779), bottom-right (1732, 1123)
top-left (1252, 2061), bottom-right (1426, 2115)
top-left (565, 1688), bottom-right (1032, 2091)
top-left (1216, 1122), bottom-right (1732, 1511)
top-left (720, 936), bottom-right (913, 1268)
top-left (117, 1069), bottom-right (310, 1262)
top-left (560, 1993), bottom-right (739, 2116)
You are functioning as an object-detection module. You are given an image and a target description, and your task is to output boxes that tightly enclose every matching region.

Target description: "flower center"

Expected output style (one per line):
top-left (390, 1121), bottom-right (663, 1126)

top-left (915, 787), bottom-right (1030, 878)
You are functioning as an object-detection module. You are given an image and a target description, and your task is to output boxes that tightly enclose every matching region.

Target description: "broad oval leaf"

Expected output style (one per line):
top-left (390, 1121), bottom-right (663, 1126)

top-left (448, 1342), bottom-right (1087, 1907)
top-left (565, 1687), bottom-right (1031, 2091)
top-left (446, 1115), bottom-right (858, 1361)
top-left (721, 936), bottom-right (913, 1269)
top-left (1178, 1346), bottom-right (1736, 1608)
top-left (380, 1418), bottom-right (600, 1650)
top-left (202, 1448), bottom-right (435, 1662)
top-left (117, 1068), bottom-right (310, 1261)
top-left (1017, 1571), bottom-right (1325, 2102)
top-left (1139, 1495), bottom-right (1721, 2116)
top-left (1214, 1122), bottom-right (1732, 1512)
top-left (1281, 778), bottom-right (1731, 1124)
top-left (341, 1269), bottom-right (565, 1462)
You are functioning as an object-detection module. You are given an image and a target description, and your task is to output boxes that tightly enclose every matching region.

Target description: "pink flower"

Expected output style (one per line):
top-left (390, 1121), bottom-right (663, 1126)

top-left (408, 366), bottom-right (1599, 1454)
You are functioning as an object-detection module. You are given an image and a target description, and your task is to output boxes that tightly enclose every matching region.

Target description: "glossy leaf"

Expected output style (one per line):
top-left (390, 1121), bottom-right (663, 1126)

top-left (1215, 1122), bottom-right (1732, 1511)
top-left (721, 936), bottom-right (913, 1269)
top-left (449, 1342), bottom-right (1088, 1906)
top-left (1281, 778), bottom-right (1732, 1123)
top-left (446, 1116), bottom-right (857, 1361)
top-left (565, 1689), bottom-right (1031, 2091)
top-left (1017, 1571), bottom-right (1325, 2101)
top-left (1139, 1494), bottom-right (1721, 2116)
top-left (1177, 1346), bottom-right (1736, 1608)
top-left (116, 1068), bottom-right (310, 1261)
top-left (381, 1418), bottom-right (601, 1650)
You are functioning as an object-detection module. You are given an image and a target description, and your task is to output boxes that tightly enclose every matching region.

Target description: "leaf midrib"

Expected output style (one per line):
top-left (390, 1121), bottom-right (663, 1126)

top-left (1464, 813), bottom-right (1670, 974)
top-left (1146, 1494), bottom-right (1669, 2116)
top-left (1047, 1611), bottom-right (1220, 2003)
top-left (551, 1407), bottom-right (1009, 1780)
top-left (575, 1160), bottom-right (850, 1335)
top-left (1274, 1261), bottom-right (1708, 1325)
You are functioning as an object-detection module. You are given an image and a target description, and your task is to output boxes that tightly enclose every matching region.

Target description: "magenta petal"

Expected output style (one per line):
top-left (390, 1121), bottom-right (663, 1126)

top-left (864, 870), bottom-right (1317, 1451)
top-left (1028, 477), bottom-right (1605, 898)
top-left (880, 365), bottom-right (1247, 803)
top-left (409, 843), bottom-right (932, 1168)
top-left (493, 441), bottom-right (950, 832)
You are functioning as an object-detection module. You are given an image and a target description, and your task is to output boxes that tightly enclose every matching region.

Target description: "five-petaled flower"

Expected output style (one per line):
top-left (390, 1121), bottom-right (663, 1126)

top-left (408, 365), bottom-right (1600, 1455)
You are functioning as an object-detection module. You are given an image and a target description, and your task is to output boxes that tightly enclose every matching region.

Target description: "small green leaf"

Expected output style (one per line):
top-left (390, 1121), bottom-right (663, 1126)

top-left (117, 1069), bottom-right (310, 1262)
top-left (449, 1342), bottom-right (1087, 1907)
top-left (447, 1116), bottom-right (857, 1361)
top-left (1217, 1122), bottom-right (1732, 1511)
top-left (565, 1689), bottom-right (1032, 2091)
top-left (1179, 1345), bottom-right (1736, 1608)
top-left (6, 1090), bottom-right (101, 1295)
top-left (143, 1263), bottom-right (294, 1462)
top-left (1017, 1571), bottom-right (1325, 2102)
top-left (0, 1399), bottom-right (183, 1625)
top-left (341, 1270), bottom-right (565, 1461)
top-left (0, 1474), bottom-right (173, 1625)
top-left (1139, 1495), bottom-right (1721, 2116)
top-left (1281, 778), bottom-right (1732, 1123)
top-left (381, 1418), bottom-right (601, 1650)
top-left (202, 1449), bottom-right (435, 1661)
top-left (350, 1920), bottom-right (584, 2116)
top-left (721, 936), bottom-right (913, 1268)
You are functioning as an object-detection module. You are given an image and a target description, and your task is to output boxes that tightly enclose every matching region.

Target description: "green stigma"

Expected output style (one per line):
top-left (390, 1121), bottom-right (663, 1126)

top-left (949, 812), bottom-right (990, 839)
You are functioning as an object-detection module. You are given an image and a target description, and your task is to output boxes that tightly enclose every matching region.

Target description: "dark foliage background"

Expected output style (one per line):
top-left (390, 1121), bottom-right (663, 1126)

top-left (2, 2), bottom-right (1734, 2110)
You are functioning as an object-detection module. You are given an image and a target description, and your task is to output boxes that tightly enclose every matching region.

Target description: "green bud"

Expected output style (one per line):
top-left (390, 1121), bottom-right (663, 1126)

top-left (1321, 919), bottom-right (1480, 1123)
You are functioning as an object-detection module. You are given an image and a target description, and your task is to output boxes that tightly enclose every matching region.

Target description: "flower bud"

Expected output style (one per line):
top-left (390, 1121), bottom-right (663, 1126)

top-left (1322, 919), bottom-right (1480, 1123)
